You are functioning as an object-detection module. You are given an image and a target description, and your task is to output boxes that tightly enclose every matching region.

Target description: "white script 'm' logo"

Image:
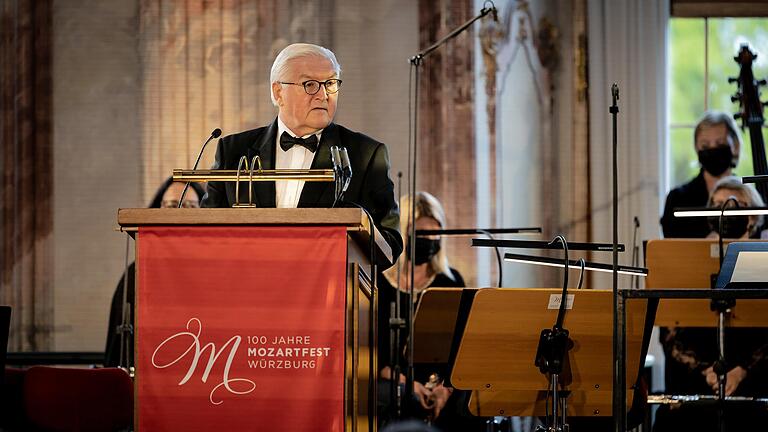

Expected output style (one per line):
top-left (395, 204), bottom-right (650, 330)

top-left (151, 318), bottom-right (256, 405)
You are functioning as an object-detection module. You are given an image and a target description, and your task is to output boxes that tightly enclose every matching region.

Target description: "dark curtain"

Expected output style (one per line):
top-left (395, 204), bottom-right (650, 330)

top-left (0, 0), bottom-right (54, 351)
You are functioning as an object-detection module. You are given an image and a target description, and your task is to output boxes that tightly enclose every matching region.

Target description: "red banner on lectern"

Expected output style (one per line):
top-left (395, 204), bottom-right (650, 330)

top-left (137, 226), bottom-right (347, 431)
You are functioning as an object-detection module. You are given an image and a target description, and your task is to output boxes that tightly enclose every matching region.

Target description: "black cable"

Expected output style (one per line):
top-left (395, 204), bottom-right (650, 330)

top-left (576, 258), bottom-right (586, 290)
top-left (549, 235), bottom-right (569, 330)
top-left (717, 196), bottom-right (740, 268)
top-left (478, 229), bottom-right (503, 287)
top-left (393, 171), bottom-right (403, 419)
top-left (405, 57), bottom-right (419, 412)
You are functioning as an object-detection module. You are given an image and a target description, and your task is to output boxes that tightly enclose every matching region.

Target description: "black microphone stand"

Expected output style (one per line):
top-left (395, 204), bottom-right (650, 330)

top-left (609, 84), bottom-right (625, 432)
top-left (389, 172), bottom-right (406, 421)
top-left (711, 196), bottom-right (740, 432)
top-left (404, 0), bottom-right (497, 412)
top-left (178, 128), bottom-right (222, 207)
top-left (533, 235), bottom-right (573, 432)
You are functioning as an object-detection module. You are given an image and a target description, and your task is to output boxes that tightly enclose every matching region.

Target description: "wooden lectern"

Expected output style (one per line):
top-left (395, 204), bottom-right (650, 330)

top-left (117, 208), bottom-right (392, 432)
top-left (445, 288), bottom-right (654, 418)
top-left (646, 239), bottom-right (768, 327)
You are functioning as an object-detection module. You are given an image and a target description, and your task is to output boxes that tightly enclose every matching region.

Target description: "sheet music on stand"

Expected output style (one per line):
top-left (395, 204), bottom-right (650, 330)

top-left (715, 242), bottom-right (768, 289)
top-left (645, 239), bottom-right (768, 327)
top-left (636, 240), bottom-right (768, 431)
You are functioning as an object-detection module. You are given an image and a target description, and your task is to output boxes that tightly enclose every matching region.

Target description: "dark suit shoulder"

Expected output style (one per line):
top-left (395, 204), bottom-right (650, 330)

top-left (335, 124), bottom-right (384, 153)
top-left (219, 126), bottom-right (268, 151)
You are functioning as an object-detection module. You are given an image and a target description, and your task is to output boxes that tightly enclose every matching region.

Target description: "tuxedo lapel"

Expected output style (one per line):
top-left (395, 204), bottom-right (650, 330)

top-left (247, 120), bottom-right (277, 208)
top-left (299, 122), bottom-right (338, 208)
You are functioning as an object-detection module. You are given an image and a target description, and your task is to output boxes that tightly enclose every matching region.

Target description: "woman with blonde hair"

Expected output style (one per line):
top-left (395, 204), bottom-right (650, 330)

top-left (382, 191), bottom-right (462, 290)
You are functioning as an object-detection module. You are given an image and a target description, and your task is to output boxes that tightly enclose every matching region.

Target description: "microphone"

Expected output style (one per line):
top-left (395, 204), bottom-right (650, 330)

top-left (339, 147), bottom-right (352, 196)
top-left (330, 146), bottom-right (343, 204)
top-left (178, 128), bottom-right (222, 208)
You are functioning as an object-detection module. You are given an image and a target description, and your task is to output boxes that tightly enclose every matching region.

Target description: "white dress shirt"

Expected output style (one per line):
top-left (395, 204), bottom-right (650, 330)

top-left (275, 117), bottom-right (322, 208)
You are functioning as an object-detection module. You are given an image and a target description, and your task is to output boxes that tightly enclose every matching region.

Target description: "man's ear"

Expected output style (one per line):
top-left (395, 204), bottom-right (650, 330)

top-left (272, 82), bottom-right (283, 106)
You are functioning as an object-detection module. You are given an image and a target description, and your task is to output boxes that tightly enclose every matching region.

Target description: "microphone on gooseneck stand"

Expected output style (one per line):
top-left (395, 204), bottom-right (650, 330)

top-left (330, 146), bottom-right (343, 206)
top-left (339, 147), bottom-right (352, 198)
top-left (178, 128), bottom-right (222, 208)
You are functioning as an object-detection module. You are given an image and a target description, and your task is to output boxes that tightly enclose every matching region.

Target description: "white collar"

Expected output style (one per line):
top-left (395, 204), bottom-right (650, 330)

top-left (276, 116), bottom-right (323, 141)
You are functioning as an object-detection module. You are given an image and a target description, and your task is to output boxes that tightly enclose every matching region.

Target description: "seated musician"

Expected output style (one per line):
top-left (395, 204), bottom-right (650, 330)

top-left (377, 192), bottom-right (483, 431)
top-left (104, 178), bottom-right (205, 367)
top-left (654, 177), bottom-right (768, 432)
top-left (705, 176), bottom-right (766, 240)
top-left (661, 111), bottom-right (742, 238)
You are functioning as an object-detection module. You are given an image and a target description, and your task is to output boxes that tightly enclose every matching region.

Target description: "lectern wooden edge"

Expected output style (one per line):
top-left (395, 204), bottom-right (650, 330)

top-left (646, 239), bottom-right (768, 327)
top-left (117, 207), bottom-right (393, 432)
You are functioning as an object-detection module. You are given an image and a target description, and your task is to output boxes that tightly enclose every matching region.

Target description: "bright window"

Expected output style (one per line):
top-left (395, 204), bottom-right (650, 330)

top-left (667, 18), bottom-right (768, 189)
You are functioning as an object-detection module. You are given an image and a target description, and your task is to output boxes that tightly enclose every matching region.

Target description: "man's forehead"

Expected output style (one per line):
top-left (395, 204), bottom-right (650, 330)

top-left (288, 57), bottom-right (337, 79)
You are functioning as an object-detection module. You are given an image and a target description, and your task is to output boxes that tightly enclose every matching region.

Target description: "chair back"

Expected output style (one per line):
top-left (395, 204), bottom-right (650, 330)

top-left (23, 366), bottom-right (133, 432)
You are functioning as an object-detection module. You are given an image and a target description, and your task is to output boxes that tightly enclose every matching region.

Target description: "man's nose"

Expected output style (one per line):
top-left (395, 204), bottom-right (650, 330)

top-left (314, 85), bottom-right (329, 100)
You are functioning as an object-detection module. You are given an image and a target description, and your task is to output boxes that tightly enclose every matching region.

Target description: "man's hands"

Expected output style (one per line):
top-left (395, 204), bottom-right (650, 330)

top-left (702, 366), bottom-right (747, 396)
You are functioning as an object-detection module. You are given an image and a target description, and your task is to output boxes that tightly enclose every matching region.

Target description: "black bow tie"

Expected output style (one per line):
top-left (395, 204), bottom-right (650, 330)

top-left (280, 131), bottom-right (319, 153)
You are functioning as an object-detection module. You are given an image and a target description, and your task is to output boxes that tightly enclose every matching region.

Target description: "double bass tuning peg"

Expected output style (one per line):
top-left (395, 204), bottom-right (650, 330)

top-left (728, 77), bottom-right (738, 84)
top-left (758, 79), bottom-right (767, 87)
top-left (731, 93), bottom-right (742, 103)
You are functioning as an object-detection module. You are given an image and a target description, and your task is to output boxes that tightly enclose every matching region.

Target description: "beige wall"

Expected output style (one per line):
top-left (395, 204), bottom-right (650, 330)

top-left (51, 0), bottom-right (417, 351)
top-left (52, 0), bottom-right (142, 351)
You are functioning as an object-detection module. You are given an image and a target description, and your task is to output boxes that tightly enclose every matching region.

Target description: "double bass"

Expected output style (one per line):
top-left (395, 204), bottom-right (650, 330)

top-left (731, 44), bottom-right (768, 203)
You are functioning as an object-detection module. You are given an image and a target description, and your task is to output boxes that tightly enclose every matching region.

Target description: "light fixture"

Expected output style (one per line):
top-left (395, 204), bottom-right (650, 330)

top-left (504, 253), bottom-right (648, 276)
top-left (473, 238), bottom-right (625, 252)
top-left (743, 174), bottom-right (768, 185)
top-left (673, 207), bottom-right (768, 217)
top-left (415, 227), bottom-right (541, 237)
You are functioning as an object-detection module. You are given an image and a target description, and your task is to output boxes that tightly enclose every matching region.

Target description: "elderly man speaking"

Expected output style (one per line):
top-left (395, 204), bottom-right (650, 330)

top-left (202, 43), bottom-right (402, 258)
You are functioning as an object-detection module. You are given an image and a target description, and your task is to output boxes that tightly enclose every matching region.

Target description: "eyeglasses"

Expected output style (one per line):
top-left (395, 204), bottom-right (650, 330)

top-left (162, 200), bottom-right (200, 208)
top-left (711, 200), bottom-right (749, 208)
top-left (279, 79), bottom-right (342, 95)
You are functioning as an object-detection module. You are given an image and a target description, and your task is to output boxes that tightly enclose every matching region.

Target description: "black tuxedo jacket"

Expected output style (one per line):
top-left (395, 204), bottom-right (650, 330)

top-left (201, 120), bottom-right (403, 261)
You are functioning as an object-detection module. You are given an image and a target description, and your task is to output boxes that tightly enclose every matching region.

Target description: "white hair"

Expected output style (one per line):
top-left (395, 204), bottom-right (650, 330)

top-left (269, 43), bottom-right (341, 106)
top-left (708, 176), bottom-right (765, 235)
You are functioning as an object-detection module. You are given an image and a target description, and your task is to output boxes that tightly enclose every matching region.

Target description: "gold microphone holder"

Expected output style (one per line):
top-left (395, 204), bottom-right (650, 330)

top-left (173, 157), bottom-right (337, 208)
top-left (172, 169), bottom-right (336, 182)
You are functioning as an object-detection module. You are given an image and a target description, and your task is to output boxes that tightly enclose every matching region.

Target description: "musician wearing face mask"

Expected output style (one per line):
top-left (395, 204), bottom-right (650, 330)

top-left (655, 177), bottom-right (768, 431)
top-left (377, 192), bottom-right (483, 431)
top-left (660, 111), bottom-right (742, 238)
top-left (705, 176), bottom-right (766, 240)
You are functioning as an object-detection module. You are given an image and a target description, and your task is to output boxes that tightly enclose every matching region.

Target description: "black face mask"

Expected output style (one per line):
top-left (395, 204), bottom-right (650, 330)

top-left (707, 215), bottom-right (750, 239)
top-left (406, 237), bottom-right (441, 265)
top-left (698, 146), bottom-right (734, 177)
